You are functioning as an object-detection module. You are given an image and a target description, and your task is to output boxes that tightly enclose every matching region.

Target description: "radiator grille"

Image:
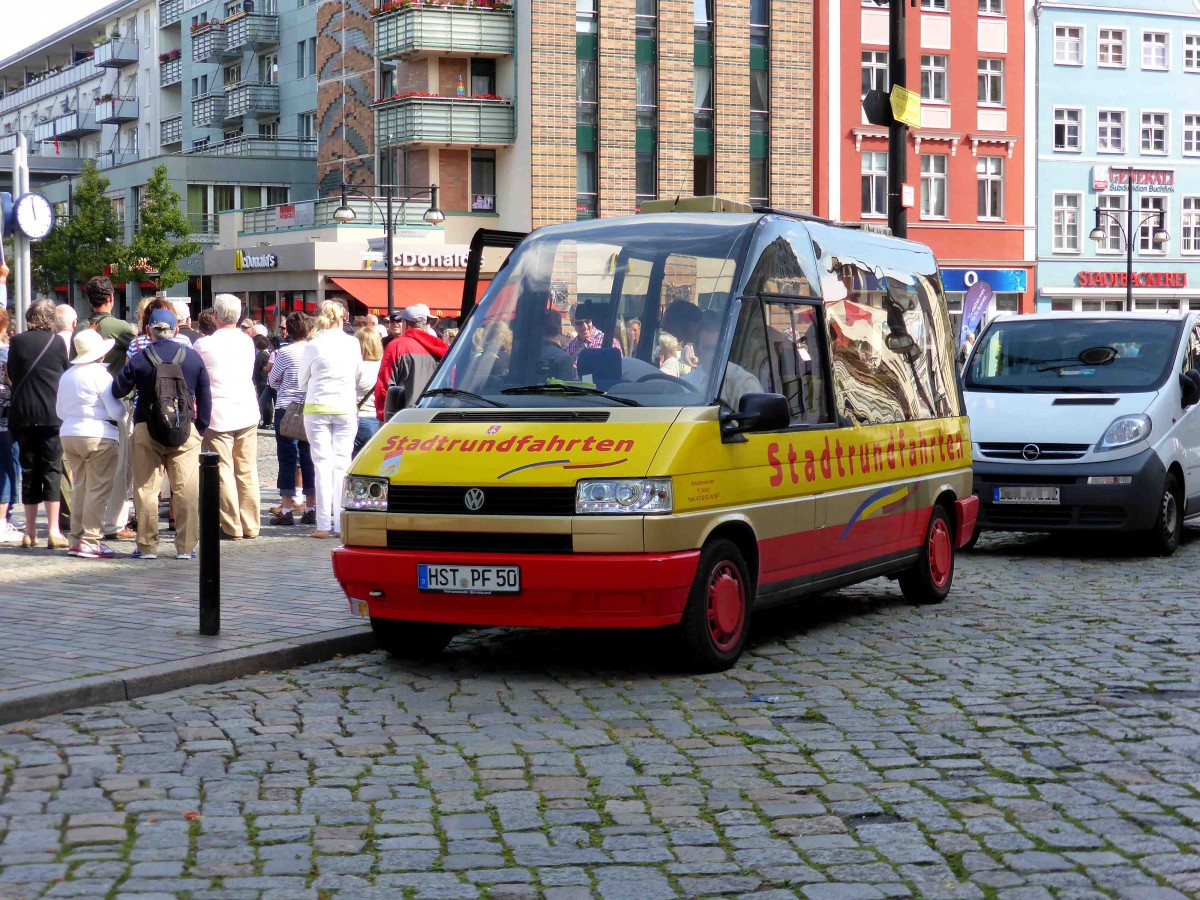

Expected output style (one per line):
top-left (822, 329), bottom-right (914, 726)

top-left (388, 485), bottom-right (577, 516)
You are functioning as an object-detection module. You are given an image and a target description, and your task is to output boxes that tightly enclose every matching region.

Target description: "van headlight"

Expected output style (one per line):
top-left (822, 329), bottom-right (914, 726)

top-left (576, 478), bottom-right (673, 515)
top-left (1097, 415), bottom-right (1151, 451)
top-left (343, 476), bottom-right (389, 511)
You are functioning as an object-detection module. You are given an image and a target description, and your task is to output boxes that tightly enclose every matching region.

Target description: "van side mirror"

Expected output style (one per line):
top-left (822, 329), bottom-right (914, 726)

top-left (383, 384), bottom-right (406, 419)
top-left (721, 393), bottom-right (790, 438)
top-left (1182, 370), bottom-right (1200, 409)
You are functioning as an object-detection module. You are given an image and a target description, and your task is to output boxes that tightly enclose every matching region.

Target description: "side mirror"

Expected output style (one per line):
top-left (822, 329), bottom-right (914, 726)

top-left (721, 392), bottom-right (790, 438)
top-left (383, 384), bottom-right (406, 419)
top-left (1182, 370), bottom-right (1200, 409)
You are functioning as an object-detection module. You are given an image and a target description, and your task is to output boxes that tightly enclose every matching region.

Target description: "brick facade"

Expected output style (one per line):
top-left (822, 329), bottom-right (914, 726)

top-left (439, 149), bottom-right (470, 213)
top-left (530, 3), bottom-right (577, 228)
top-left (714, 4), bottom-right (751, 199)
top-left (316, 0), bottom-right (376, 196)
top-left (770, 0), bottom-right (814, 211)
top-left (598, 0), bottom-right (637, 216)
top-left (657, 0), bottom-right (695, 201)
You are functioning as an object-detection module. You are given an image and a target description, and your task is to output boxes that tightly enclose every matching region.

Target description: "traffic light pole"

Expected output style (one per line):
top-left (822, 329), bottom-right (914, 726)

top-left (888, 0), bottom-right (908, 239)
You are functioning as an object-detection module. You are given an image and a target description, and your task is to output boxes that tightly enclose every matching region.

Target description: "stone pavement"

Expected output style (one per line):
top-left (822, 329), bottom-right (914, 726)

top-left (5, 527), bottom-right (1200, 898)
top-left (0, 431), bottom-right (369, 722)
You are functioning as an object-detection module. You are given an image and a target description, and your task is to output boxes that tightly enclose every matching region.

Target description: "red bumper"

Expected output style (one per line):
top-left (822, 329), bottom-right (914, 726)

top-left (331, 547), bottom-right (700, 629)
top-left (956, 495), bottom-right (980, 548)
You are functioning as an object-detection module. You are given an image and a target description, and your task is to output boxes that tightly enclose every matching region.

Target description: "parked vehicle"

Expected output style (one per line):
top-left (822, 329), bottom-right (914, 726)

top-left (964, 312), bottom-right (1200, 554)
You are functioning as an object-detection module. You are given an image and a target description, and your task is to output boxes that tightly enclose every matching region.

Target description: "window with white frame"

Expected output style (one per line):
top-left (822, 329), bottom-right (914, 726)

top-left (921, 54), bottom-right (948, 103)
top-left (978, 0), bottom-right (1003, 14)
top-left (1097, 110), bottom-right (1125, 153)
top-left (1053, 193), bottom-right (1081, 252)
top-left (1142, 32), bottom-right (1169, 70)
top-left (977, 156), bottom-right (1004, 219)
top-left (1098, 29), bottom-right (1126, 67)
top-left (1055, 26), bottom-right (1083, 65)
top-left (1186, 114), bottom-right (1200, 155)
top-left (861, 151), bottom-right (888, 218)
top-left (921, 0), bottom-right (947, 10)
top-left (978, 58), bottom-right (1004, 105)
top-left (920, 154), bottom-right (947, 218)
top-left (861, 50), bottom-right (888, 98)
top-left (1183, 197), bottom-right (1200, 253)
top-left (1053, 108), bottom-right (1082, 151)
top-left (1139, 195), bottom-right (1167, 251)
top-left (1186, 35), bottom-right (1200, 72)
top-left (1097, 194), bottom-right (1123, 252)
top-left (1141, 112), bottom-right (1168, 154)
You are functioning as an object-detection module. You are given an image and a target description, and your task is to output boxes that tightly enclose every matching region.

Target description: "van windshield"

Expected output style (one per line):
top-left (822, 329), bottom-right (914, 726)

top-left (965, 318), bottom-right (1183, 393)
top-left (424, 216), bottom-right (754, 408)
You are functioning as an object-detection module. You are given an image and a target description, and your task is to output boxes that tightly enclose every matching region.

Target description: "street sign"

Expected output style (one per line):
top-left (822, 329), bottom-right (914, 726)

top-left (890, 85), bottom-right (922, 128)
top-left (862, 88), bottom-right (893, 127)
top-left (900, 184), bottom-right (915, 209)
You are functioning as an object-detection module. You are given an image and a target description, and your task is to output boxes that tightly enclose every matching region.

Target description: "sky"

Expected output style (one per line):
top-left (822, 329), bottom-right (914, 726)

top-left (1, 0), bottom-right (114, 62)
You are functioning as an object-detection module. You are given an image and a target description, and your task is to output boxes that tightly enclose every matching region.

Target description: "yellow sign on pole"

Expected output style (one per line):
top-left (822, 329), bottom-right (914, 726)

top-left (890, 86), bottom-right (922, 128)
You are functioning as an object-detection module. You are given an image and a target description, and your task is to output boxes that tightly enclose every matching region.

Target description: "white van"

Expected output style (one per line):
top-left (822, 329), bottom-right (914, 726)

top-left (963, 312), bottom-right (1200, 555)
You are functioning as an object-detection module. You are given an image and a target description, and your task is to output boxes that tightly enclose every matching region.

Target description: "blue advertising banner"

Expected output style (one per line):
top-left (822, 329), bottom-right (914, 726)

top-left (941, 268), bottom-right (1027, 293)
top-left (959, 281), bottom-right (994, 344)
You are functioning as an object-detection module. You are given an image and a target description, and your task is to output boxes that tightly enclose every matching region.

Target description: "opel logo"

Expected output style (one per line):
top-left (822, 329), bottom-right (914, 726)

top-left (1022, 444), bottom-right (1041, 461)
top-left (464, 488), bottom-right (486, 511)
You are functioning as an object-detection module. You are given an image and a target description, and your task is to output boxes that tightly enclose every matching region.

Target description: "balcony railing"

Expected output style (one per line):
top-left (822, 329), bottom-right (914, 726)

top-left (0, 59), bottom-right (101, 115)
top-left (224, 82), bottom-right (280, 118)
top-left (161, 114), bottom-right (182, 145)
top-left (98, 148), bottom-right (138, 169)
top-left (96, 97), bottom-right (139, 124)
top-left (51, 109), bottom-right (100, 139)
top-left (192, 92), bottom-right (226, 127)
top-left (0, 132), bottom-right (28, 154)
top-left (375, 96), bottom-right (514, 148)
top-left (188, 212), bottom-right (221, 242)
top-left (182, 135), bottom-right (315, 157)
top-left (224, 12), bottom-right (279, 50)
top-left (160, 56), bottom-right (182, 86)
top-left (375, 5), bottom-right (514, 60)
top-left (160, 0), bottom-right (183, 27)
top-left (32, 119), bottom-right (57, 145)
top-left (240, 195), bottom-right (436, 234)
top-left (94, 37), bottom-right (139, 68)
top-left (191, 24), bottom-right (231, 63)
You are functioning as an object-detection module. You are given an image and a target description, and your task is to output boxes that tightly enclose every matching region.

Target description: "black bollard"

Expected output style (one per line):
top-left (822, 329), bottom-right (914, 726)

top-left (199, 451), bottom-right (220, 635)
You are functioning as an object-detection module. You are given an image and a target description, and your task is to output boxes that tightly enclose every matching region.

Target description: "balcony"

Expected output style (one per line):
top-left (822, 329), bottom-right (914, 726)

top-left (98, 149), bottom-right (138, 169)
top-left (0, 58), bottom-right (101, 115)
top-left (225, 12), bottom-right (279, 50)
top-left (160, 56), bottom-right (182, 86)
top-left (191, 24), bottom-right (232, 63)
top-left (32, 119), bottom-right (57, 145)
top-left (183, 134), bottom-right (315, 157)
top-left (375, 96), bottom-right (514, 149)
top-left (160, 0), bottom-right (183, 27)
top-left (0, 132), bottom-right (28, 154)
top-left (240, 195), bottom-right (435, 234)
top-left (375, 4), bottom-right (514, 61)
top-left (53, 109), bottom-right (101, 139)
top-left (94, 37), bottom-right (139, 68)
top-left (161, 114), bottom-right (182, 145)
top-left (189, 213), bottom-right (220, 243)
top-left (192, 92), bottom-right (226, 127)
top-left (96, 97), bottom-right (139, 124)
top-left (224, 82), bottom-right (279, 119)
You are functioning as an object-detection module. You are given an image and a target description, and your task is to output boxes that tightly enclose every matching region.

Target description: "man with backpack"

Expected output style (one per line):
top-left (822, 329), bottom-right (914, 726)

top-left (111, 308), bottom-right (212, 560)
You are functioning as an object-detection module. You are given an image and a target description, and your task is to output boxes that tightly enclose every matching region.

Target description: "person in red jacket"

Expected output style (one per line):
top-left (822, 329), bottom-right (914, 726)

top-left (375, 304), bottom-right (449, 420)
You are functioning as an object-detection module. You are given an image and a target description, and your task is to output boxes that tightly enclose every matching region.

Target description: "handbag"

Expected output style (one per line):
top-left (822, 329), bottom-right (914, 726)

top-left (278, 400), bottom-right (308, 441)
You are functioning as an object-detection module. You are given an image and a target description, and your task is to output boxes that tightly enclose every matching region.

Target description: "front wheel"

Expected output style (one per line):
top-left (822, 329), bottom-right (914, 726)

top-left (677, 538), bottom-right (753, 672)
top-left (1145, 472), bottom-right (1182, 557)
top-left (899, 505), bottom-right (955, 605)
top-left (371, 618), bottom-right (459, 660)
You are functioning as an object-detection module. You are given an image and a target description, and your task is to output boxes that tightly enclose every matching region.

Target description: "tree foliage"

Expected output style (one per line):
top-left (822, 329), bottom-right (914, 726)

top-left (123, 164), bottom-right (199, 291)
top-left (31, 159), bottom-right (123, 296)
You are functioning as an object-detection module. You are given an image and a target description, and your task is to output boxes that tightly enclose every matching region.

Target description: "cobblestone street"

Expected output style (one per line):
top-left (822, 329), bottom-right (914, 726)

top-left (4, 529), bottom-right (1200, 899)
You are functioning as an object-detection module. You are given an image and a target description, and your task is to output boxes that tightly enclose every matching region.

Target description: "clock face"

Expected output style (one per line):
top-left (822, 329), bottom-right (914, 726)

top-left (15, 192), bottom-right (55, 241)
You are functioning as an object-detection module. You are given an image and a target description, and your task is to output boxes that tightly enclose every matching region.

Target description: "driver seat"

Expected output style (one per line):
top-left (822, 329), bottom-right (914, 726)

top-left (577, 347), bottom-right (623, 390)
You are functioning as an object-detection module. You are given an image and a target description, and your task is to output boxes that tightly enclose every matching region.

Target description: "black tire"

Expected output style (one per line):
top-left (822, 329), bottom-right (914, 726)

top-left (1146, 472), bottom-right (1182, 557)
top-left (371, 618), bottom-right (459, 660)
top-left (899, 505), bottom-right (955, 605)
top-left (677, 538), bottom-right (753, 672)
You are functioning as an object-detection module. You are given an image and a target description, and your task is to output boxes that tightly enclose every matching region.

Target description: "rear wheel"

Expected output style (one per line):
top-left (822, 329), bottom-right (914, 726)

top-left (1145, 472), bottom-right (1182, 556)
top-left (678, 538), bottom-right (753, 672)
top-left (899, 505), bottom-right (955, 605)
top-left (371, 618), bottom-right (459, 660)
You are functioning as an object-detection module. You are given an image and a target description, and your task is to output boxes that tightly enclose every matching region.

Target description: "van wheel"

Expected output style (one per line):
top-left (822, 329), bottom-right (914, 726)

top-left (1146, 473), bottom-right (1182, 556)
top-left (371, 618), bottom-right (459, 659)
top-left (678, 539), bottom-right (752, 672)
top-left (899, 505), bottom-right (955, 605)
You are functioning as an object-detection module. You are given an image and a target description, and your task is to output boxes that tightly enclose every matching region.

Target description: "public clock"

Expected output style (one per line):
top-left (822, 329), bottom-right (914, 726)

top-left (13, 192), bottom-right (55, 241)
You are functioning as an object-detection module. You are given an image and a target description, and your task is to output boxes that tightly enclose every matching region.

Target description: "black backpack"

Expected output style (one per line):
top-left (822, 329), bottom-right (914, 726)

top-left (145, 344), bottom-right (194, 447)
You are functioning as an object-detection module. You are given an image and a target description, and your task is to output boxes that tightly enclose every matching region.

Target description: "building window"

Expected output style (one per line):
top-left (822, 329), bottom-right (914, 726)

top-left (1055, 26), bottom-right (1083, 65)
top-left (298, 112), bottom-right (315, 140)
top-left (751, 68), bottom-right (769, 139)
top-left (693, 0), bottom-right (713, 43)
top-left (1097, 110), bottom-right (1125, 153)
top-left (1186, 35), bottom-right (1200, 73)
top-left (223, 64), bottom-right (242, 86)
top-left (1142, 32), bottom-right (1169, 70)
top-left (577, 0), bottom-right (597, 34)
top-left (577, 59), bottom-right (598, 126)
top-left (861, 151), bottom-right (887, 218)
top-left (1053, 108), bottom-right (1082, 151)
top-left (638, 0), bottom-right (658, 41)
top-left (978, 0), bottom-right (1003, 14)
top-left (1099, 29), bottom-right (1126, 67)
top-left (750, 157), bottom-right (768, 207)
top-left (920, 55), bottom-right (948, 103)
top-left (1052, 193), bottom-right (1081, 252)
top-left (977, 58), bottom-right (1004, 106)
top-left (577, 150), bottom-right (597, 219)
top-left (1186, 115), bottom-right (1200, 155)
top-left (920, 154), bottom-right (947, 219)
top-left (471, 59), bottom-right (496, 96)
top-left (260, 119), bottom-right (278, 140)
top-left (1139, 195), bottom-right (1167, 252)
top-left (977, 156), bottom-right (1004, 220)
top-left (259, 52), bottom-right (278, 84)
top-left (637, 152), bottom-right (658, 210)
top-left (861, 50), bottom-right (888, 99)
top-left (470, 150), bottom-right (496, 212)
top-left (296, 40), bottom-right (308, 78)
top-left (749, 0), bottom-right (767, 46)
top-left (637, 61), bottom-right (657, 129)
top-left (1184, 197), bottom-right (1200, 253)
top-left (1141, 112), bottom-right (1168, 154)
top-left (921, 0), bottom-right (947, 10)
top-left (1096, 194), bottom-right (1122, 252)
top-left (578, 0), bottom-right (599, 216)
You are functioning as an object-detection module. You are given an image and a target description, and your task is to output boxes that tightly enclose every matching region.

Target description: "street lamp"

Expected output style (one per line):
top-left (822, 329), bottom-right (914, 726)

top-left (1089, 166), bottom-right (1170, 312)
top-left (332, 182), bottom-right (444, 320)
top-left (59, 174), bottom-right (75, 307)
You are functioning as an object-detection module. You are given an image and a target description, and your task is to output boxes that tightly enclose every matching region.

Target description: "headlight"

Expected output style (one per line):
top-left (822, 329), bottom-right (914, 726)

top-left (576, 478), bottom-right (673, 515)
top-left (343, 476), bottom-right (389, 511)
top-left (1097, 414), bottom-right (1151, 451)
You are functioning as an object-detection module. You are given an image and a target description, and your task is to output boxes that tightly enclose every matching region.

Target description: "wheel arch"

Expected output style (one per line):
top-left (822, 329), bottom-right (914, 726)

top-left (698, 516), bottom-right (760, 591)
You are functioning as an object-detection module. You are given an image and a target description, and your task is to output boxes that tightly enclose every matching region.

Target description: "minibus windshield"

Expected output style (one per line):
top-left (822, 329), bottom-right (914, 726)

top-left (965, 318), bottom-right (1183, 393)
top-left (424, 216), bottom-right (754, 408)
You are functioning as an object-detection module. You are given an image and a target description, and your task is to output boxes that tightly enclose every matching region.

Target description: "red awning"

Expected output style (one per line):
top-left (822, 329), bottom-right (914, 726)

top-left (328, 277), bottom-right (490, 318)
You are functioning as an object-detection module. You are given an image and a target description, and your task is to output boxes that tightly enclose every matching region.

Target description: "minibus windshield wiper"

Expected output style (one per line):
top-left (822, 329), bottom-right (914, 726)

top-left (1026, 384), bottom-right (1113, 394)
top-left (423, 388), bottom-right (509, 407)
top-left (500, 384), bottom-right (643, 407)
top-left (967, 383), bottom-right (1029, 392)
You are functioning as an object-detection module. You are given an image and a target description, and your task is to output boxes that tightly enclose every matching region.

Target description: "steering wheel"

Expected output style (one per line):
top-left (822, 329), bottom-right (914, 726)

top-left (636, 371), bottom-right (700, 391)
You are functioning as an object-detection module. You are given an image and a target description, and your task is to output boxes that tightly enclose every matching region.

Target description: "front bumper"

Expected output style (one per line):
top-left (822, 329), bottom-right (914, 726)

top-left (331, 547), bottom-right (700, 629)
top-left (973, 447), bottom-right (1166, 532)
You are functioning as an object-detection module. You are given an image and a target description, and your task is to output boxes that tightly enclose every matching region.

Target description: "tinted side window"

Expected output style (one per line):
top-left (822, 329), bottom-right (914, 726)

top-left (763, 301), bottom-right (831, 425)
top-left (1186, 323), bottom-right (1200, 371)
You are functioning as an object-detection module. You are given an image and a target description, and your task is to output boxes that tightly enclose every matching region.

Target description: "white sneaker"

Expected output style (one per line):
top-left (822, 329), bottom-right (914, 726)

top-left (0, 523), bottom-right (22, 544)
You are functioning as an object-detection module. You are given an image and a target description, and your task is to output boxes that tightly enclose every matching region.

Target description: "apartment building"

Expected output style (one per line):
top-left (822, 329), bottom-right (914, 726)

top-left (813, 0), bottom-right (1036, 320)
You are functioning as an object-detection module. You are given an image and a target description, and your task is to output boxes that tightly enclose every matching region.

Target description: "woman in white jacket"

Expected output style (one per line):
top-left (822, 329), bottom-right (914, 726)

top-left (297, 301), bottom-right (364, 538)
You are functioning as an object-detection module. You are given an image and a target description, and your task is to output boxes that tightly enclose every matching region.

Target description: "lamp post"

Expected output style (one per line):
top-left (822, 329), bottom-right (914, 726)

top-left (332, 182), bottom-right (444, 320)
top-left (59, 174), bottom-right (75, 308)
top-left (1088, 167), bottom-right (1170, 313)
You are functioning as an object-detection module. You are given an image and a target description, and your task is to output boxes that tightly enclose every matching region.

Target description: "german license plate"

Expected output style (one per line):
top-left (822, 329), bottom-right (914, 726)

top-left (418, 564), bottom-right (521, 594)
top-left (994, 486), bottom-right (1060, 505)
top-left (349, 598), bottom-right (370, 618)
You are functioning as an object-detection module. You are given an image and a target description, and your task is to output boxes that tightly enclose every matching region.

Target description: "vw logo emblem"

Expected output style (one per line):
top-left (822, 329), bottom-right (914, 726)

top-left (464, 488), bottom-right (486, 511)
top-left (1022, 444), bottom-right (1041, 461)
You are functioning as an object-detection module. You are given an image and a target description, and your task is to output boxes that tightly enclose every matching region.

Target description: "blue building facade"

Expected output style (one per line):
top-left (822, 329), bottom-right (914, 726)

top-left (1037, 0), bottom-right (1200, 313)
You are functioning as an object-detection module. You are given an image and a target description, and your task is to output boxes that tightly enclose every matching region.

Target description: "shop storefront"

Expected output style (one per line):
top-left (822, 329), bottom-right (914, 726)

top-left (1038, 268), bottom-right (1199, 314)
top-left (940, 267), bottom-right (1031, 334)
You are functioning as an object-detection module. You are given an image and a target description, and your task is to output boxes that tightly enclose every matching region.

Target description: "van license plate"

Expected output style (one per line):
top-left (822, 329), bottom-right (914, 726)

top-left (994, 486), bottom-right (1060, 505)
top-left (418, 564), bottom-right (521, 594)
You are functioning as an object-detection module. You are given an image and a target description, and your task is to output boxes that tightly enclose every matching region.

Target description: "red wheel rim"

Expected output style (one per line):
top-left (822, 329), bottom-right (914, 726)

top-left (706, 561), bottom-right (745, 652)
top-left (928, 518), bottom-right (953, 589)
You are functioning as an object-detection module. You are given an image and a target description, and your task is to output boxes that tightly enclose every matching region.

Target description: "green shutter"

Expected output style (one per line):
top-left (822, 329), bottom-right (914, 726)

top-left (636, 127), bottom-right (656, 154)
top-left (750, 132), bottom-right (768, 158)
top-left (577, 125), bottom-right (597, 150)
top-left (577, 34), bottom-right (597, 58)
top-left (750, 46), bottom-right (768, 71)
top-left (694, 41), bottom-right (713, 67)
top-left (694, 128), bottom-right (713, 156)
top-left (636, 38), bottom-right (656, 63)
